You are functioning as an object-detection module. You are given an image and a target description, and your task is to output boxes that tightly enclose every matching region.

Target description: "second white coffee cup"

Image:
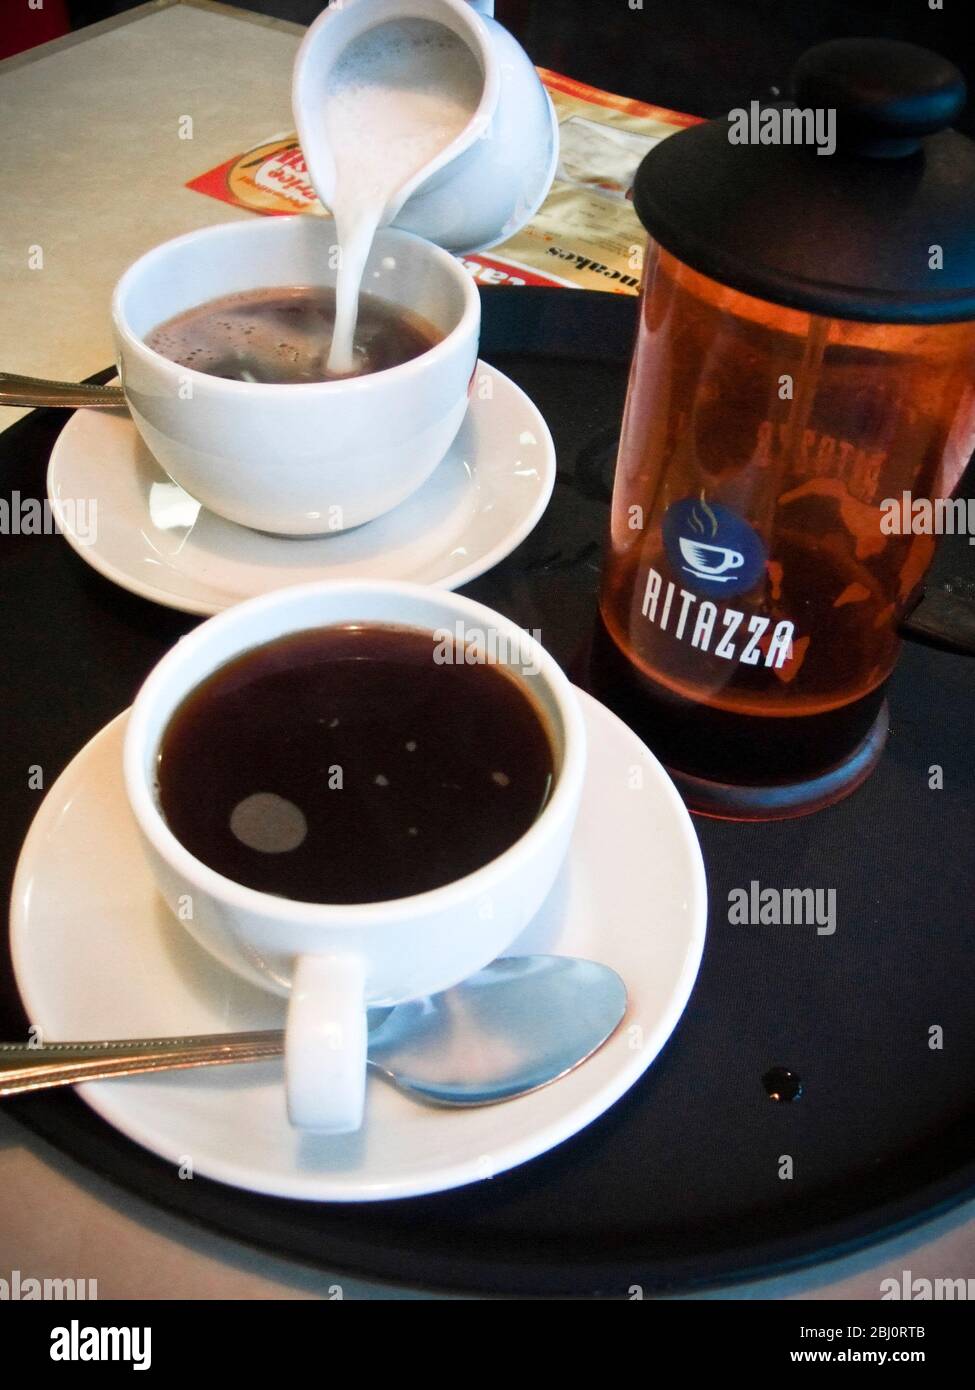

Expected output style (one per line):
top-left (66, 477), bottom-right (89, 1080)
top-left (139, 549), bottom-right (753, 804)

top-left (112, 216), bottom-right (479, 536)
top-left (123, 580), bottom-right (586, 1133)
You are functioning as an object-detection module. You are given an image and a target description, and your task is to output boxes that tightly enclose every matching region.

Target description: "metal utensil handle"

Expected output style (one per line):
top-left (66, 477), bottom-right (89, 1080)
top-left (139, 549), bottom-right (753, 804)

top-left (0, 371), bottom-right (126, 410)
top-left (0, 1031), bottom-right (285, 1096)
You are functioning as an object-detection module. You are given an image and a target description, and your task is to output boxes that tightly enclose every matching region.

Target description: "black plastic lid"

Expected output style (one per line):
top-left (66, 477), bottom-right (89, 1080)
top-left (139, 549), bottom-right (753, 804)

top-left (633, 39), bottom-right (975, 324)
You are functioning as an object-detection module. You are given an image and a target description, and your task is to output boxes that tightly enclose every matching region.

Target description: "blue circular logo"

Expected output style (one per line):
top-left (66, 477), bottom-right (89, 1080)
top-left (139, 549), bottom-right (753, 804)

top-left (662, 498), bottom-right (766, 598)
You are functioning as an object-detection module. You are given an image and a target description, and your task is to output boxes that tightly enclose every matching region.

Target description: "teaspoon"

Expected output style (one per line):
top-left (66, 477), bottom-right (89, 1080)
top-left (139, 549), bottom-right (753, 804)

top-left (0, 371), bottom-right (125, 410)
top-left (0, 956), bottom-right (627, 1108)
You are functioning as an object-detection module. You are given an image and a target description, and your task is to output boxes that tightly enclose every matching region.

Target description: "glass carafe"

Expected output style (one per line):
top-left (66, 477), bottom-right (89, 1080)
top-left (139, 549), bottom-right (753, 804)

top-left (592, 38), bottom-right (975, 817)
top-left (595, 243), bottom-right (975, 816)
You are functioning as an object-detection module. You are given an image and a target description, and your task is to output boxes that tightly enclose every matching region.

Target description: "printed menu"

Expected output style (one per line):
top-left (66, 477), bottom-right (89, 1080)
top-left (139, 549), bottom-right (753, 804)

top-left (187, 69), bottom-right (698, 294)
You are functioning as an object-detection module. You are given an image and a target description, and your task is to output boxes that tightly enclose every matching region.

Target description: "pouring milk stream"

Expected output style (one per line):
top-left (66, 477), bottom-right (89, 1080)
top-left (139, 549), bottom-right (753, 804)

top-left (293, 0), bottom-right (559, 383)
top-left (316, 15), bottom-right (483, 374)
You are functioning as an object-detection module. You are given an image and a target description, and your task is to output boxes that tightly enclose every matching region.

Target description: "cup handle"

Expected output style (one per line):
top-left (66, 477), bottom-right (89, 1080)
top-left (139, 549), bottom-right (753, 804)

top-left (285, 955), bottom-right (367, 1133)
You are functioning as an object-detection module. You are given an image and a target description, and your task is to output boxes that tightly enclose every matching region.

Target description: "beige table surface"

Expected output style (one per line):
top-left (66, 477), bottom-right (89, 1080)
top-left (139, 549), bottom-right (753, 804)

top-left (0, 0), bottom-right (295, 432)
top-left (1, 0), bottom-right (973, 1301)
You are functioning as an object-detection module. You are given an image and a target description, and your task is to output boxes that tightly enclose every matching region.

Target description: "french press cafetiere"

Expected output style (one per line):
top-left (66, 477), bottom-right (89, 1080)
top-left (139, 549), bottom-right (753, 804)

top-left (595, 39), bottom-right (975, 819)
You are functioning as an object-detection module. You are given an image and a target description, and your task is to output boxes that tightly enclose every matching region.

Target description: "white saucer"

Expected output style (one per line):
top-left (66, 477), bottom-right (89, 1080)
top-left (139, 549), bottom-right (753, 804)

top-left (47, 363), bottom-right (555, 615)
top-left (10, 692), bottom-right (706, 1202)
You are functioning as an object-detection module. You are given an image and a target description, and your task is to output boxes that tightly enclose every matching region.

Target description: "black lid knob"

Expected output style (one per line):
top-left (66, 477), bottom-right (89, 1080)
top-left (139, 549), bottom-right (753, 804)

top-left (793, 38), bottom-right (966, 157)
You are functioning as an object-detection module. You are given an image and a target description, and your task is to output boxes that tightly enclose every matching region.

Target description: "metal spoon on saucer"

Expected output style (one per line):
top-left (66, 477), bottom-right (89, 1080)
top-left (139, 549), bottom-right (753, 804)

top-left (0, 372), bottom-right (125, 410)
top-left (0, 956), bottom-right (626, 1107)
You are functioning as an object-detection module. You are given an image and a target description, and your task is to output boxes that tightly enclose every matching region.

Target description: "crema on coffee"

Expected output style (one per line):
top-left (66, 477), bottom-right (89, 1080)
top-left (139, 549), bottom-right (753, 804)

top-left (145, 285), bottom-right (442, 383)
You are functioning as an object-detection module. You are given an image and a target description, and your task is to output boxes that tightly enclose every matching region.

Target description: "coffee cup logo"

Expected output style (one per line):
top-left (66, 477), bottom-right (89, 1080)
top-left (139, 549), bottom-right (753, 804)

top-left (663, 498), bottom-right (766, 597)
top-left (677, 538), bottom-right (745, 581)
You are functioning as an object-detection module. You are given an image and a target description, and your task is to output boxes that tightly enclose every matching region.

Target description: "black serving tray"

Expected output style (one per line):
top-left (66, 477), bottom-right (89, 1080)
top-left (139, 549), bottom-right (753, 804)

top-left (1, 288), bottom-right (973, 1297)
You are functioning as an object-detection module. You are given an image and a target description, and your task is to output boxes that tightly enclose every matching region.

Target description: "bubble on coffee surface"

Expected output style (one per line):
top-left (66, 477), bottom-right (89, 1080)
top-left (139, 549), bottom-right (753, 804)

top-left (229, 792), bottom-right (308, 854)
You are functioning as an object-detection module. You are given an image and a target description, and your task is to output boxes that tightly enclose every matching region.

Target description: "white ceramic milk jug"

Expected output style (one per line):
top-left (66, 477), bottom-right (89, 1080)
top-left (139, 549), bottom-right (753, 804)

top-left (292, 0), bottom-right (559, 253)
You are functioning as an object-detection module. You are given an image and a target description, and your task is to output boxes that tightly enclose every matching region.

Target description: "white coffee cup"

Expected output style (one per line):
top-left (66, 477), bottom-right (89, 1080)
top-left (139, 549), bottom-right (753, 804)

top-left (123, 580), bottom-right (586, 1133)
top-left (111, 216), bottom-right (479, 536)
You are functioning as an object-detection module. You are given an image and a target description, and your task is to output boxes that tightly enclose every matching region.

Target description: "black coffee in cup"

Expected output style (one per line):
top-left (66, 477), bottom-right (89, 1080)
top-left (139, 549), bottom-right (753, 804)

top-left (156, 624), bottom-right (555, 904)
top-left (145, 286), bottom-right (442, 383)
